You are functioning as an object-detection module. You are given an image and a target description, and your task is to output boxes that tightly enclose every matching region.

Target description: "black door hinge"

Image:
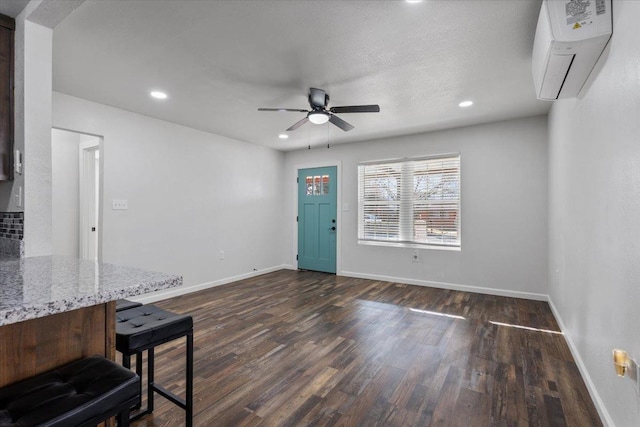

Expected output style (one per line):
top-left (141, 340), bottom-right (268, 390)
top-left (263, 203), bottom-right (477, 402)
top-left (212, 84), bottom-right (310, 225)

top-left (297, 177), bottom-right (299, 183)
top-left (296, 254), bottom-right (298, 260)
top-left (296, 216), bottom-right (298, 222)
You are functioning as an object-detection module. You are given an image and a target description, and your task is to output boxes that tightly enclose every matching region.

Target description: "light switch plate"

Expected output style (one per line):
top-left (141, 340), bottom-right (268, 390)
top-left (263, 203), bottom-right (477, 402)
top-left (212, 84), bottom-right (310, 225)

top-left (112, 199), bottom-right (128, 210)
top-left (15, 186), bottom-right (22, 208)
top-left (14, 150), bottom-right (22, 175)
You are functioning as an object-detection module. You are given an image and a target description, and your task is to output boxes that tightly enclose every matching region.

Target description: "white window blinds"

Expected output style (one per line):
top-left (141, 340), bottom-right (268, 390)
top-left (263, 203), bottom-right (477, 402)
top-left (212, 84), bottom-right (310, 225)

top-left (358, 155), bottom-right (460, 247)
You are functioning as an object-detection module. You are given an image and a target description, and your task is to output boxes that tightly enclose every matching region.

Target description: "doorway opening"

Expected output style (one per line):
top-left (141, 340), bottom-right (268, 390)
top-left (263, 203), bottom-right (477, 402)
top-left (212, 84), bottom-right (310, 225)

top-left (51, 128), bottom-right (102, 261)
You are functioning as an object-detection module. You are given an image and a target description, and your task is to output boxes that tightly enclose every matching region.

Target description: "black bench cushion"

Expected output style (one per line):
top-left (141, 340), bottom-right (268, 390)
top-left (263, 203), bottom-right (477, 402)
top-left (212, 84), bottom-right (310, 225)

top-left (0, 355), bottom-right (139, 427)
top-left (116, 305), bottom-right (193, 354)
top-left (115, 299), bottom-right (143, 312)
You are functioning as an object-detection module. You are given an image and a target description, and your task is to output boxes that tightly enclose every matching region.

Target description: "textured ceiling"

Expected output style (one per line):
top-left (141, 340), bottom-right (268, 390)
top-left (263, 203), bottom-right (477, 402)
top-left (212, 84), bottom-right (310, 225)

top-left (53, 0), bottom-right (550, 151)
top-left (0, 0), bottom-right (29, 18)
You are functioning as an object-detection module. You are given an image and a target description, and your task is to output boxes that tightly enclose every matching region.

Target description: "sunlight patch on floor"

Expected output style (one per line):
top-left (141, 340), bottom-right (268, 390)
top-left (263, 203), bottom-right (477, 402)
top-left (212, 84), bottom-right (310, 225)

top-left (409, 308), bottom-right (466, 320)
top-left (490, 320), bottom-right (563, 335)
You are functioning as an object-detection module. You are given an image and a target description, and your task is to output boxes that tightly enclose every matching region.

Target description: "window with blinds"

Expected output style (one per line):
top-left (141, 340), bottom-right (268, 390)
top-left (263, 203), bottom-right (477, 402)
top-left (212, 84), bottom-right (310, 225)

top-left (358, 154), bottom-right (460, 248)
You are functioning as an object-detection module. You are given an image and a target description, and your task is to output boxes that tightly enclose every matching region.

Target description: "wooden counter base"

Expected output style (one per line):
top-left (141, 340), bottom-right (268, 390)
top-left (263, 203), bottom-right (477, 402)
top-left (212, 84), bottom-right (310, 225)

top-left (0, 301), bottom-right (116, 387)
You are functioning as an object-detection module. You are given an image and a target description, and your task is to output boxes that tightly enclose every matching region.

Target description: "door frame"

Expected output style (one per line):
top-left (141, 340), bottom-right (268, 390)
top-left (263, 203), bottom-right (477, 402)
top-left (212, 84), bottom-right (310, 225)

top-left (292, 161), bottom-right (342, 274)
top-left (79, 139), bottom-right (100, 261)
top-left (53, 127), bottom-right (104, 261)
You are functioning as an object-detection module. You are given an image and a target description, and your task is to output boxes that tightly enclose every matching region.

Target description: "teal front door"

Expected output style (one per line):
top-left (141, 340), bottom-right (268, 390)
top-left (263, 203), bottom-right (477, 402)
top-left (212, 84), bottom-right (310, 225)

top-left (298, 166), bottom-right (337, 273)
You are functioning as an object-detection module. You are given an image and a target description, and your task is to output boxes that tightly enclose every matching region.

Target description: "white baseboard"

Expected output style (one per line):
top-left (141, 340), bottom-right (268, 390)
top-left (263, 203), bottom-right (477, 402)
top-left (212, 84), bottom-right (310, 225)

top-left (547, 298), bottom-right (614, 427)
top-left (339, 270), bottom-right (549, 301)
top-left (129, 264), bottom-right (290, 304)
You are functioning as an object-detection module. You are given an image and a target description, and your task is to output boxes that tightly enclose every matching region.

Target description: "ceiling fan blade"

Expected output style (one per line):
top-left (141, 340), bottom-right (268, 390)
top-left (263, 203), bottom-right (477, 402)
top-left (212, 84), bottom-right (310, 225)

top-left (286, 117), bottom-right (309, 131)
top-left (329, 114), bottom-right (354, 132)
top-left (258, 108), bottom-right (309, 112)
top-left (329, 105), bottom-right (380, 114)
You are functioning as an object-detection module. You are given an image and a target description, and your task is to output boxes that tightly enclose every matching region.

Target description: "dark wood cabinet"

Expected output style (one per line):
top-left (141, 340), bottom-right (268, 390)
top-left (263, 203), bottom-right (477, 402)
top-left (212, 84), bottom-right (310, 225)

top-left (0, 14), bottom-right (14, 181)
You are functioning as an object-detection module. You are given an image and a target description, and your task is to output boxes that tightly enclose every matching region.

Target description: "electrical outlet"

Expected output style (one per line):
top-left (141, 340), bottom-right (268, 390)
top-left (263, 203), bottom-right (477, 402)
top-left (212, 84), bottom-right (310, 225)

top-left (412, 250), bottom-right (419, 263)
top-left (112, 200), bottom-right (128, 210)
top-left (219, 250), bottom-right (224, 260)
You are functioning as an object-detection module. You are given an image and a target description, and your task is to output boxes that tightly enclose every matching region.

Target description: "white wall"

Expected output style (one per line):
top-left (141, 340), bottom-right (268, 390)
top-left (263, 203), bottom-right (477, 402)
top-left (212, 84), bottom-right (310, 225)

top-left (51, 128), bottom-right (80, 257)
top-left (548, 1), bottom-right (640, 426)
top-left (53, 92), bottom-right (286, 291)
top-left (0, 0), bottom-right (86, 252)
top-left (284, 116), bottom-right (548, 299)
top-left (17, 18), bottom-right (53, 256)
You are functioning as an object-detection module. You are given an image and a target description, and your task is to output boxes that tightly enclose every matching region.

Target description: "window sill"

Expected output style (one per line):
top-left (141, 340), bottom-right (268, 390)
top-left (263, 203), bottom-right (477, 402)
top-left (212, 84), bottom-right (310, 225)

top-left (357, 240), bottom-right (461, 251)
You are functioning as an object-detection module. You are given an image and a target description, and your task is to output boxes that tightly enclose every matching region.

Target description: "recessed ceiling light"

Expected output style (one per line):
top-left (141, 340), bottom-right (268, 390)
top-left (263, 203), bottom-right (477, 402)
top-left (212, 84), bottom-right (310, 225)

top-left (150, 91), bottom-right (168, 100)
top-left (406, 0), bottom-right (423, 3)
top-left (278, 134), bottom-right (289, 139)
top-left (459, 100), bottom-right (473, 108)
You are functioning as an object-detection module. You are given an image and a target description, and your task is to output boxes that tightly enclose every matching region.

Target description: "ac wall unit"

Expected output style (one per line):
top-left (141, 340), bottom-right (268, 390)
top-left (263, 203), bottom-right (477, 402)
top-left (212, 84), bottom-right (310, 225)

top-left (532, 0), bottom-right (612, 101)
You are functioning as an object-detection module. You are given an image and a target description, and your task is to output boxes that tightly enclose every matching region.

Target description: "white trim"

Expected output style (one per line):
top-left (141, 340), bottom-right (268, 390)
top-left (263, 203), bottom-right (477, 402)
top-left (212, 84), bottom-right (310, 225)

top-left (547, 298), bottom-right (614, 427)
top-left (292, 161), bottom-right (342, 273)
top-left (339, 270), bottom-right (548, 301)
top-left (129, 264), bottom-right (290, 304)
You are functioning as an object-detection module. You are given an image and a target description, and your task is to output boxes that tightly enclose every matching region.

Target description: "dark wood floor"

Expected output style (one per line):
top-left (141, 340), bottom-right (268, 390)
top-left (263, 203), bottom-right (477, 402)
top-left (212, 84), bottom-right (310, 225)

top-left (130, 270), bottom-right (601, 427)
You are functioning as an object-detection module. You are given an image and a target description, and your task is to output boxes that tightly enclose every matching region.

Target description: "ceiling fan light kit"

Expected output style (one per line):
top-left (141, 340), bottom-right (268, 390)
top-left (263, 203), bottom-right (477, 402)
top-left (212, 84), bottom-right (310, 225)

top-left (308, 111), bottom-right (330, 125)
top-left (258, 88), bottom-right (380, 133)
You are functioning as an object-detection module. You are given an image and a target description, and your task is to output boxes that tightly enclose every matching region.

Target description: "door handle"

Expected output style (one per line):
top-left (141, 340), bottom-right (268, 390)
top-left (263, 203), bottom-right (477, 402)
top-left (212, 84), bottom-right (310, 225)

top-left (329, 226), bottom-right (336, 231)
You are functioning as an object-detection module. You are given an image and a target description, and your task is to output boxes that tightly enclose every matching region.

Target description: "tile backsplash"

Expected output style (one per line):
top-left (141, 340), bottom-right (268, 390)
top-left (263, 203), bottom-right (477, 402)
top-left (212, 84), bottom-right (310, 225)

top-left (0, 212), bottom-right (23, 257)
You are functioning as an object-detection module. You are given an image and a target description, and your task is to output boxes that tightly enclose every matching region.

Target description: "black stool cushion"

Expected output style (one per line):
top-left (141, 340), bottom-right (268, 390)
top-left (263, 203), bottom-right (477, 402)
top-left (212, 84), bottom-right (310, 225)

top-left (116, 305), bottom-right (193, 354)
top-left (116, 299), bottom-right (143, 312)
top-left (0, 355), bottom-right (139, 427)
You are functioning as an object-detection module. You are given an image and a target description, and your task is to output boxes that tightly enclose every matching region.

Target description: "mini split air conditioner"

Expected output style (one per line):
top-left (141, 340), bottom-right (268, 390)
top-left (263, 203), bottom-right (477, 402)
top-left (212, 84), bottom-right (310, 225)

top-left (532, 0), bottom-right (612, 101)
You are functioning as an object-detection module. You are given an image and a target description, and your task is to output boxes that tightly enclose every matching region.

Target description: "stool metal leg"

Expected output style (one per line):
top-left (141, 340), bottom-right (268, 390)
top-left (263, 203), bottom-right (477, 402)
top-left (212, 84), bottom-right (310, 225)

top-left (186, 332), bottom-right (193, 427)
top-left (134, 352), bottom-right (143, 410)
top-left (148, 347), bottom-right (155, 413)
top-left (117, 406), bottom-right (131, 427)
top-left (122, 354), bottom-right (131, 369)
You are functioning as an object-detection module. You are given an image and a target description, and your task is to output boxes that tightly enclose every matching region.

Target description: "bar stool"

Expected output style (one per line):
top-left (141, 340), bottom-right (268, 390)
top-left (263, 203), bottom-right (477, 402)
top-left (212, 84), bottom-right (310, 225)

top-left (116, 304), bottom-right (194, 426)
top-left (115, 299), bottom-right (143, 312)
top-left (0, 356), bottom-right (139, 427)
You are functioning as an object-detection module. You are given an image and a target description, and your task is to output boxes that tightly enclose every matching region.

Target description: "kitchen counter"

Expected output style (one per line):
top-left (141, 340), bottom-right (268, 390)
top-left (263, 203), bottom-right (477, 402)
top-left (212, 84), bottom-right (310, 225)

top-left (0, 255), bottom-right (183, 388)
top-left (0, 256), bottom-right (182, 326)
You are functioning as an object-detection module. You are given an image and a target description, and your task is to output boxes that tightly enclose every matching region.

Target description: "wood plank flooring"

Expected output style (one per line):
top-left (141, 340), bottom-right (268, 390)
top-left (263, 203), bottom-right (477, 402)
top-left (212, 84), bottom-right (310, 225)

top-left (130, 270), bottom-right (601, 427)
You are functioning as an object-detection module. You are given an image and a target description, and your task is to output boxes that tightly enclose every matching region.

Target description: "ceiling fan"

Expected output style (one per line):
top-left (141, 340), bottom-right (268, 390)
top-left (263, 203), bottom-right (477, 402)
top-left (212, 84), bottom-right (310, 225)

top-left (258, 88), bottom-right (380, 132)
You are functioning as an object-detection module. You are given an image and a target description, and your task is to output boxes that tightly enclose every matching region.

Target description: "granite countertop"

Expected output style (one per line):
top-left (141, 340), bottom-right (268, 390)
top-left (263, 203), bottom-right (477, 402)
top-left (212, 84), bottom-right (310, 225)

top-left (0, 256), bottom-right (182, 326)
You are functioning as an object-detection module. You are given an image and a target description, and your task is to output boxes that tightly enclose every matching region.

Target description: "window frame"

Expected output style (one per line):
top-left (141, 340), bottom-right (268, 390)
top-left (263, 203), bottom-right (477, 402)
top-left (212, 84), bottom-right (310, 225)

top-left (357, 153), bottom-right (461, 250)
